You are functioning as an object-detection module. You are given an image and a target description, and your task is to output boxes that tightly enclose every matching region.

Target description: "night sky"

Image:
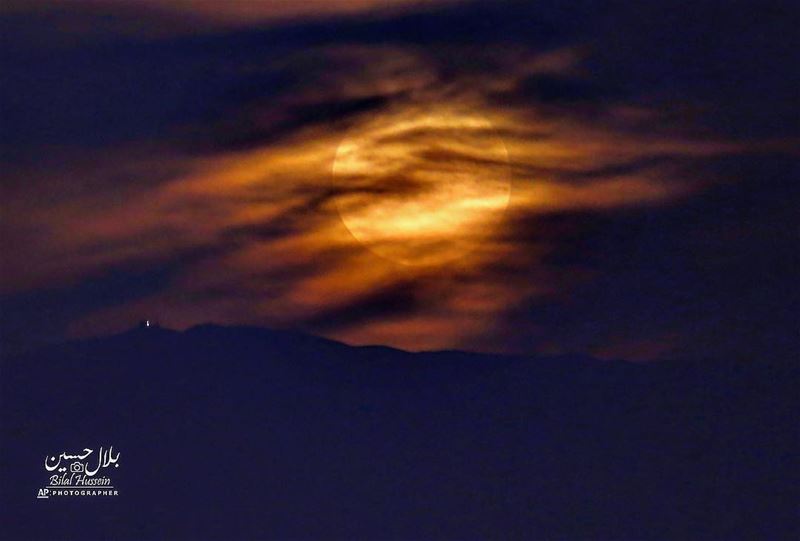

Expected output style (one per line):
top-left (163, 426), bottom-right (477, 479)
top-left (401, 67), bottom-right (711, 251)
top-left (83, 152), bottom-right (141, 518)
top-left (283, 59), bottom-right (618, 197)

top-left (2, 0), bottom-right (798, 361)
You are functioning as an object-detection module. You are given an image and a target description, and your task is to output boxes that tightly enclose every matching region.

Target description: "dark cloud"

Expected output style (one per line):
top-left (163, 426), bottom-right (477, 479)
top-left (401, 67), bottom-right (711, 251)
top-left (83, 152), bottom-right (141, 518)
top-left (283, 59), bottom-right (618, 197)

top-left (304, 280), bottom-right (423, 331)
top-left (203, 94), bottom-right (395, 152)
top-left (503, 74), bottom-right (613, 105)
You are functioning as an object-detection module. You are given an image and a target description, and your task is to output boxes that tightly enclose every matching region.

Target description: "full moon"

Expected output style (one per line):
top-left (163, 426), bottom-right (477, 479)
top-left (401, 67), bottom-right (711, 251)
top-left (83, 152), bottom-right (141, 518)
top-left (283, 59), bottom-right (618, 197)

top-left (333, 107), bottom-right (511, 265)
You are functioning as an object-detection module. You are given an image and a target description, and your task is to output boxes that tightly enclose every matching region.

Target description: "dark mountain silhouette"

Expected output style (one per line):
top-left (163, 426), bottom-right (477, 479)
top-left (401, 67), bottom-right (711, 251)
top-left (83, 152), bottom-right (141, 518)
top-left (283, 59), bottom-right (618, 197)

top-left (1, 324), bottom-right (797, 540)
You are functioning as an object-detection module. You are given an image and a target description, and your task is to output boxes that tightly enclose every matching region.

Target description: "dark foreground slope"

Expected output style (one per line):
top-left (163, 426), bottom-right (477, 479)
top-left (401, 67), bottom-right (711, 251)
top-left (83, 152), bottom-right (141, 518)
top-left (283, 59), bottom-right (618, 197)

top-left (1, 325), bottom-right (797, 540)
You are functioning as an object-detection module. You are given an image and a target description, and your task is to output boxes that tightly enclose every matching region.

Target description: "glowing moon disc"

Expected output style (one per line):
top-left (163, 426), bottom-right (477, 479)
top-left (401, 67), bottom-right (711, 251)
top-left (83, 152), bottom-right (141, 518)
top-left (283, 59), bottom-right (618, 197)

top-left (333, 109), bottom-right (511, 265)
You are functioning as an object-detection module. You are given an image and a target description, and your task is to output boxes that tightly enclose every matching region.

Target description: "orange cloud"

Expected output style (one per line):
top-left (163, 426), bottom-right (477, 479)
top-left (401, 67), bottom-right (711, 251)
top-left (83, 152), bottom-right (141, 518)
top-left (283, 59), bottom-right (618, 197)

top-left (1, 42), bottom-right (781, 354)
top-left (1, 0), bottom-right (463, 34)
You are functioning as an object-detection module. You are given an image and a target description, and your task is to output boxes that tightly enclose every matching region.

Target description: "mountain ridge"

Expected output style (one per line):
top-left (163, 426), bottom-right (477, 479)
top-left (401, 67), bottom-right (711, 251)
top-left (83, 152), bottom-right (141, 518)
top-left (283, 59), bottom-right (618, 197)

top-left (3, 322), bottom-right (681, 368)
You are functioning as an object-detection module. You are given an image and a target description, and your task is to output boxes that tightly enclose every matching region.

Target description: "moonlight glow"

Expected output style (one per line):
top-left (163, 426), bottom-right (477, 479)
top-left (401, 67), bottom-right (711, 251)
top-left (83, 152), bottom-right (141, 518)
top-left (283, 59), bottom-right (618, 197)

top-left (333, 107), bottom-right (512, 265)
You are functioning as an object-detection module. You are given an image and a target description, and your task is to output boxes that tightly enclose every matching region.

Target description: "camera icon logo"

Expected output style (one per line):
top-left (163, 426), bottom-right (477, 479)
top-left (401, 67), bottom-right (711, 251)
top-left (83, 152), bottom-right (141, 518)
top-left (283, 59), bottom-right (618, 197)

top-left (70, 462), bottom-right (84, 473)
